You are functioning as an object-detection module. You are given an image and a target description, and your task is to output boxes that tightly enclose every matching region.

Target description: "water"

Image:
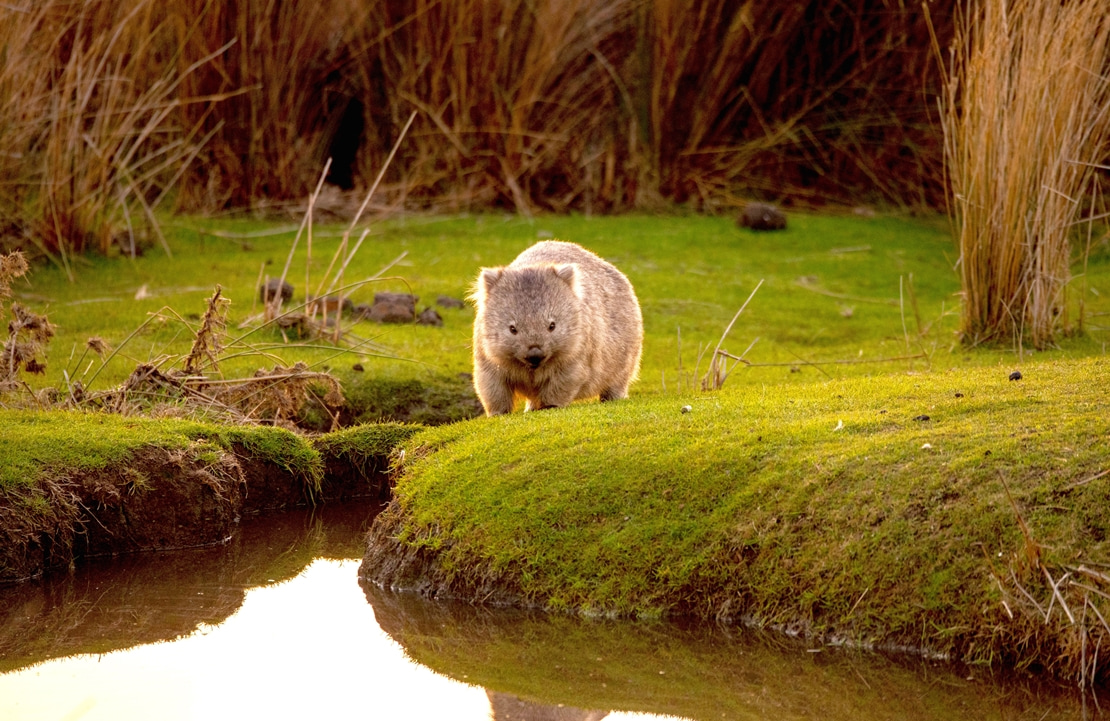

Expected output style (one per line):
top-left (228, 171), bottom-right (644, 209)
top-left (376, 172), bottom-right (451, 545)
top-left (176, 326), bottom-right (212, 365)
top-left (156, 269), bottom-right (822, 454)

top-left (0, 503), bottom-right (1101, 720)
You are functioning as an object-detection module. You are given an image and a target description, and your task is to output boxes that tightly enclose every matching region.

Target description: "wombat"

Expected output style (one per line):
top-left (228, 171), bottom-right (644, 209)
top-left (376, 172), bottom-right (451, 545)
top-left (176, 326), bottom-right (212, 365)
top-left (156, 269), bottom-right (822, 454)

top-left (470, 240), bottom-right (643, 416)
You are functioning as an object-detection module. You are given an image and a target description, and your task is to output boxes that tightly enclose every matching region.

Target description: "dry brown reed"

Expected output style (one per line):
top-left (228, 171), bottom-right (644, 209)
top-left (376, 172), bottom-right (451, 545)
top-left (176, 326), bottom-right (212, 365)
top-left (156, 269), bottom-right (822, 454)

top-left (0, 0), bottom-right (244, 272)
top-left (1, 0), bottom-right (957, 254)
top-left (937, 0), bottom-right (1110, 349)
top-left (700, 279), bottom-right (763, 391)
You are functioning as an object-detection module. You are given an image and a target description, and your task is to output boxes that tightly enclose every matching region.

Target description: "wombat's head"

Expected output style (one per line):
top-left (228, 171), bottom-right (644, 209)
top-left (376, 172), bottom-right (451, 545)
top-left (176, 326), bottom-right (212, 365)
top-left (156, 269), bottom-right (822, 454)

top-left (473, 263), bottom-right (583, 370)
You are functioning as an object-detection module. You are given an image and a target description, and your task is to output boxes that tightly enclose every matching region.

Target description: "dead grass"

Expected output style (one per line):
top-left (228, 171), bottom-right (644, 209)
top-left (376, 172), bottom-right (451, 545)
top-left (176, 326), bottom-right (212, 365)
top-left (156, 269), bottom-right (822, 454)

top-left (936, 0), bottom-right (1110, 349)
top-left (1, 0), bottom-right (957, 252)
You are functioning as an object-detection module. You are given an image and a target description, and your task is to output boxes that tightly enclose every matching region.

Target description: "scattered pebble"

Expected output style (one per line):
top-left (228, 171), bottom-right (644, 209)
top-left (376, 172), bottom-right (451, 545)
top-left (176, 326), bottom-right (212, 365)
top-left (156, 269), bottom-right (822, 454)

top-left (921, 443), bottom-right (933, 449)
top-left (913, 414), bottom-right (930, 421)
top-left (417, 307), bottom-right (443, 326)
top-left (1009, 370), bottom-right (1023, 381)
top-left (680, 405), bottom-right (692, 414)
top-left (738, 202), bottom-right (787, 230)
top-left (436, 295), bottom-right (465, 309)
top-left (351, 363), bottom-right (364, 372)
top-left (954, 392), bottom-right (964, 398)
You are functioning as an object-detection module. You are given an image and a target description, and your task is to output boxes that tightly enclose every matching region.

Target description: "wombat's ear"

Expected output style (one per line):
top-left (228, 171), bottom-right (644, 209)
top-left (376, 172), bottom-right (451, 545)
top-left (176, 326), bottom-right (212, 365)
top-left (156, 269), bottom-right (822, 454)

top-left (479, 268), bottom-right (504, 290)
top-left (552, 264), bottom-right (576, 286)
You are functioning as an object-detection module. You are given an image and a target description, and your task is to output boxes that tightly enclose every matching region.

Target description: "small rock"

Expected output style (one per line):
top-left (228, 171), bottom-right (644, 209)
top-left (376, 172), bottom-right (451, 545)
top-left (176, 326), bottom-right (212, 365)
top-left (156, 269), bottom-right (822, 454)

top-left (260, 278), bottom-right (293, 304)
top-left (1009, 370), bottom-right (1023, 381)
top-left (367, 292), bottom-right (418, 323)
top-left (308, 294), bottom-right (353, 315)
top-left (436, 295), bottom-right (465, 309)
top-left (954, 392), bottom-right (964, 398)
top-left (352, 363), bottom-right (364, 372)
top-left (738, 202), bottom-right (787, 231)
top-left (913, 414), bottom-right (930, 421)
top-left (680, 405), bottom-right (692, 414)
top-left (417, 307), bottom-right (443, 327)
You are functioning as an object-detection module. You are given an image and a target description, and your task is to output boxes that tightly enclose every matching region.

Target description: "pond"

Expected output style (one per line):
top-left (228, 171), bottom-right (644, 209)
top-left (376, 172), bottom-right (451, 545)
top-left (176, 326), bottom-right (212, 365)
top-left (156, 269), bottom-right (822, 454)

top-left (0, 502), bottom-right (1101, 721)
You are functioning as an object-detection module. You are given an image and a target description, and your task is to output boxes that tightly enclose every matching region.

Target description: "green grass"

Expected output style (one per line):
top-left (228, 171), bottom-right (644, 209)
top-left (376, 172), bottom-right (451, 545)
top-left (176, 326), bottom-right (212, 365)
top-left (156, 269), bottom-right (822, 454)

top-left (0, 409), bottom-right (321, 492)
top-left (14, 212), bottom-right (1109, 403)
top-left (8, 210), bottom-right (1110, 678)
top-left (372, 356), bottom-right (1110, 677)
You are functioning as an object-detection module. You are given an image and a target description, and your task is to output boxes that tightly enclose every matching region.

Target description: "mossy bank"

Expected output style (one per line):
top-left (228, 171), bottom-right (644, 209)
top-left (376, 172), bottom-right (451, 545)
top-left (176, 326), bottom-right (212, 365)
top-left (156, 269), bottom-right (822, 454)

top-left (360, 357), bottom-right (1110, 683)
top-left (0, 411), bottom-right (419, 582)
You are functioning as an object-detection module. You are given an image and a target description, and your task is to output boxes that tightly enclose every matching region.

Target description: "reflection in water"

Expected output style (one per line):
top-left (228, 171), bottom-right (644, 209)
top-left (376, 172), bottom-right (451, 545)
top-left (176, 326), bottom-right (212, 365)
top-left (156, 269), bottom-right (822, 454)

top-left (363, 584), bottom-right (1100, 721)
top-left (0, 504), bottom-right (1103, 721)
top-left (0, 500), bottom-right (382, 672)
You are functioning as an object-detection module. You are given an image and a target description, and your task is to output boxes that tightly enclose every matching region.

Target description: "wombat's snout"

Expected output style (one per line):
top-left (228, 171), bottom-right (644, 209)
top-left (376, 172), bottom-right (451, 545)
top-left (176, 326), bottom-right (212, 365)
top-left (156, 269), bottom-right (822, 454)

top-left (524, 347), bottom-right (546, 368)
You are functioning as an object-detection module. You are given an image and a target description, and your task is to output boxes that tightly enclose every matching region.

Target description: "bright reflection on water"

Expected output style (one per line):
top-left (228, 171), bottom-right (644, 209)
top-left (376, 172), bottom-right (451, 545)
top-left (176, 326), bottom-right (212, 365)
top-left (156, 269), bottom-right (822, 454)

top-left (0, 503), bottom-right (1101, 721)
top-left (2, 560), bottom-right (501, 721)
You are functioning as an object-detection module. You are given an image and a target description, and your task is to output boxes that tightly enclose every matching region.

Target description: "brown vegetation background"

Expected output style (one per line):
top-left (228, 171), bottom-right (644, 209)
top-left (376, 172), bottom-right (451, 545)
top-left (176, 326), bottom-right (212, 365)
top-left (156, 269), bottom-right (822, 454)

top-left (0, 0), bottom-right (954, 258)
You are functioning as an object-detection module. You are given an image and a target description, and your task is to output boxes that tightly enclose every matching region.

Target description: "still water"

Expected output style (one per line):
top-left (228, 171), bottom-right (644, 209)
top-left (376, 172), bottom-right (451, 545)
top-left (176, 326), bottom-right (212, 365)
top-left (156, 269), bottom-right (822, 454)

top-left (0, 502), bottom-right (1102, 721)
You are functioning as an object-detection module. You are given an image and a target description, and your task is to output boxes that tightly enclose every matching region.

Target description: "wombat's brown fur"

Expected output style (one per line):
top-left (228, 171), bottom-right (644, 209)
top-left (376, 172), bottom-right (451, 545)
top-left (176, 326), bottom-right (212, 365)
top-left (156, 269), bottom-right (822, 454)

top-left (470, 240), bottom-right (643, 416)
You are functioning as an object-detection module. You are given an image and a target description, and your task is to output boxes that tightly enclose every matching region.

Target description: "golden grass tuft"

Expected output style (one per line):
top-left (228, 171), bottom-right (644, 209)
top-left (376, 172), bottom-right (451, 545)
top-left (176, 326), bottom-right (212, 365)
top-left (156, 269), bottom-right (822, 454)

top-left (937, 0), bottom-right (1110, 350)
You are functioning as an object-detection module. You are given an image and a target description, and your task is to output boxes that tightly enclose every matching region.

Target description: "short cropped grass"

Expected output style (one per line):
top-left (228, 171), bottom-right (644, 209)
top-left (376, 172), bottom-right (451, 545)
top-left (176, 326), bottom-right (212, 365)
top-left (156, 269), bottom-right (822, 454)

top-left (379, 356), bottom-right (1110, 679)
top-left (12, 212), bottom-right (1110, 403)
top-left (0, 409), bottom-right (321, 492)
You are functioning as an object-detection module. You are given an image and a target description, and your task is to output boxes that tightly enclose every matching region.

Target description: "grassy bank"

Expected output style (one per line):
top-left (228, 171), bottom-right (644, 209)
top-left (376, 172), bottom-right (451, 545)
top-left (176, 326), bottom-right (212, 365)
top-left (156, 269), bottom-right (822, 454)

top-left (7, 209), bottom-right (1110, 681)
top-left (361, 356), bottom-right (1110, 682)
top-left (0, 409), bottom-right (418, 581)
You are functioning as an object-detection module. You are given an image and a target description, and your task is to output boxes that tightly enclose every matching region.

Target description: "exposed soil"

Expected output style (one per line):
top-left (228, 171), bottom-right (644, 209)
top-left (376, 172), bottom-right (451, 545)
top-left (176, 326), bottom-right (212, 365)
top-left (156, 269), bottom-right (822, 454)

top-left (0, 436), bottom-right (395, 584)
top-left (358, 502), bottom-right (527, 608)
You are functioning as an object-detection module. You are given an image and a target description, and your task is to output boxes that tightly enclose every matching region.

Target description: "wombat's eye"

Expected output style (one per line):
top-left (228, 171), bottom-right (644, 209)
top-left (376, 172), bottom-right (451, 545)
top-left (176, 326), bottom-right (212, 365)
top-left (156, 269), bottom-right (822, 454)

top-left (509, 324), bottom-right (517, 335)
top-left (548, 322), bottom-right (556, 332)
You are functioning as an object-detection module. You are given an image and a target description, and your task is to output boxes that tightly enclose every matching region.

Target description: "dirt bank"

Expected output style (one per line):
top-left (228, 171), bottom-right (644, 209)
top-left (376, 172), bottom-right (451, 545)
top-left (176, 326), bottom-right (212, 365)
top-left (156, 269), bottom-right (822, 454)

top-left (0, 419), bottom-right (420, 583)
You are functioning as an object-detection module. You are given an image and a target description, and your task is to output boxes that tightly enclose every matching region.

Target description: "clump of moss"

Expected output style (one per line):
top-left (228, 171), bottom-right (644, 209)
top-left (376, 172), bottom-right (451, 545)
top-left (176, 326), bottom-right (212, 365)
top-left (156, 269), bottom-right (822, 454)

top-left (313, 422), bottom-right (425, 499)
top-left (341, 373), bottom-right (482, 426)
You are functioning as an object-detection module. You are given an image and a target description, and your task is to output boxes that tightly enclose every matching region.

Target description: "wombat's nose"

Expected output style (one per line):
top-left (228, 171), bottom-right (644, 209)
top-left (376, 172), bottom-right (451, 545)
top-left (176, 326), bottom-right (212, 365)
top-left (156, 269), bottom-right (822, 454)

top-left (524, 347), bottom-right (546, 368)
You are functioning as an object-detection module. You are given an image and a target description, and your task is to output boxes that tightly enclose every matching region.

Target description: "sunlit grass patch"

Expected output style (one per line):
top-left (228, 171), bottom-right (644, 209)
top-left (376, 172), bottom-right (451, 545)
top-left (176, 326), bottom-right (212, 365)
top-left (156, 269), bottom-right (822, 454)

top-left (369, 356), bottom-right (1110, 677)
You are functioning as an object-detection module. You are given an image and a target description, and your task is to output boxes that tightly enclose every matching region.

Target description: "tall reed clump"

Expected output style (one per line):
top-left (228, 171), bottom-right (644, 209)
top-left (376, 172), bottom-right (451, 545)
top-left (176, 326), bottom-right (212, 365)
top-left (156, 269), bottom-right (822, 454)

top-left (365, 0), bottom-right (955, 213)
top-left (1, 0), bottom-right (959, 257)
top-left (173, 0), bottom-right (377, 209)
top-left (0, 0), bottom-right (236, 274)
top-left (938, 0), bottom-right (1110, 349)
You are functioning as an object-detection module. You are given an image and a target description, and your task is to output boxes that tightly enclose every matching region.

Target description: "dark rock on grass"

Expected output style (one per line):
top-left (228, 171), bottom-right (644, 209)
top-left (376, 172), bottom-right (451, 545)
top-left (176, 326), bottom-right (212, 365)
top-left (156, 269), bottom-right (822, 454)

top-left (260, 278), bottom-right (294, 304)
top-left (738, 202), bottom-right (787, 231)
top-left (436, 295), bottom-right (465, 309)
top-left (417, 307), bottom-right (443, 327)
top-left (359, 292), bottom-right (418, 324)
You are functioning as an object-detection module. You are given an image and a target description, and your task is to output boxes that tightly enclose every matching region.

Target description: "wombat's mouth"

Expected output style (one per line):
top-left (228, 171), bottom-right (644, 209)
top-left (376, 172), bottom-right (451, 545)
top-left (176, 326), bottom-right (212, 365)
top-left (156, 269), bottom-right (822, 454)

top-left (522, 347), bottom-right (547, 369)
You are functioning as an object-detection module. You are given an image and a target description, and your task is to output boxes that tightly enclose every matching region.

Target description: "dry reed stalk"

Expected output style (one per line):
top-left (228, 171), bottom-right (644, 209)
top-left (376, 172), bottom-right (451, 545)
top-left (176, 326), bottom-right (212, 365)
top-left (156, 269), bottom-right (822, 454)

top-left (701, 279), bottom-right (763, 391)
top-left (938, 0), bottom-right (1110, 349)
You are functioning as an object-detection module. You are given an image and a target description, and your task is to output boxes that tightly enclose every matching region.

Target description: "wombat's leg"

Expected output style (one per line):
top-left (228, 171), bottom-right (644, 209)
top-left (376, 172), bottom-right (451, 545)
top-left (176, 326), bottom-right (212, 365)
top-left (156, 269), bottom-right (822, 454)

top-left (474, 363), bottom-right (515, 416)
top-left (599, 386), bottom-right (629, 402)
top-left (530, 377), bottom-right (580, 410)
